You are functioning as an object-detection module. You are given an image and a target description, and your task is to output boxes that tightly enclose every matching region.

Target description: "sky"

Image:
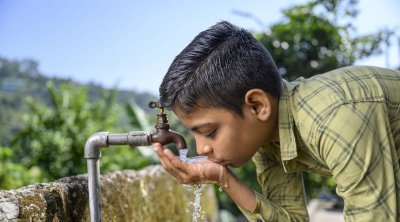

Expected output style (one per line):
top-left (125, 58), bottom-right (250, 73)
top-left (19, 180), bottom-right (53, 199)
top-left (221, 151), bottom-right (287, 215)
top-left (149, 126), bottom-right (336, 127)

top-left (1, 0), bottom-right (399, 95)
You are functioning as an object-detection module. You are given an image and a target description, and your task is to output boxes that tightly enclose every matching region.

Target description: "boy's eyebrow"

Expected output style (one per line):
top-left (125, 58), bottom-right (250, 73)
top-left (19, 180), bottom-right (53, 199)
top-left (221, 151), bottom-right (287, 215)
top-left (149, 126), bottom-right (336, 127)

top-left (189, 122), bottom-right (213, 132)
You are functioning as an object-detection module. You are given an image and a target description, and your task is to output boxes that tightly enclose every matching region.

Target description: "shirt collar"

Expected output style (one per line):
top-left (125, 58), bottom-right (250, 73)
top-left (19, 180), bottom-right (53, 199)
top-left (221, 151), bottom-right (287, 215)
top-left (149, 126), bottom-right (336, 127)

top-left (278, 79), bottom-right (299, 161)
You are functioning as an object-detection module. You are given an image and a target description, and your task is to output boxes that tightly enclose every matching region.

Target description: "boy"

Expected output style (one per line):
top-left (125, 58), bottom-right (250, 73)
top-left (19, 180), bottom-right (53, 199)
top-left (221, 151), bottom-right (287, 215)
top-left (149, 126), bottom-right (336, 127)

top-left (153, 21), bottom-right (400, 221)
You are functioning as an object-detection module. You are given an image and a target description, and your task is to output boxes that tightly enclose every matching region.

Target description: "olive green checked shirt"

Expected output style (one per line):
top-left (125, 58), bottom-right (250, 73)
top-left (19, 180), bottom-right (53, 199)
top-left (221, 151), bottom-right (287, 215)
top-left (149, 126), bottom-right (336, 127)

top-left (239, 66), bottom-right (400, 222)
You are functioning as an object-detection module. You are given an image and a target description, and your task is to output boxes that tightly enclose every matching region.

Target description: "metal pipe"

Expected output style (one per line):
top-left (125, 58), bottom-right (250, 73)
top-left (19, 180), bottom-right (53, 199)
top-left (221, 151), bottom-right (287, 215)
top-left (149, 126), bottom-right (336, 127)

top-left (84, 102), bottom-right (187, 221)
top-left (87, 159), bottom-right (101, 222)
top-left (84, 132), bottom-right (109, 222)
top-left (111, 131), bottom-right (152, 147)
top-left (84, 131), bottom-right (154, 222)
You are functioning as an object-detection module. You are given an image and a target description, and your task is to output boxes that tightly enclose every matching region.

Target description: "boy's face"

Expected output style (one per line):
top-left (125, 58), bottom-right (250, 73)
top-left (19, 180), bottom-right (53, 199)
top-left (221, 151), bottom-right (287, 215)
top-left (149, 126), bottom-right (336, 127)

top-left (174, 105), bottom-right (277, 168)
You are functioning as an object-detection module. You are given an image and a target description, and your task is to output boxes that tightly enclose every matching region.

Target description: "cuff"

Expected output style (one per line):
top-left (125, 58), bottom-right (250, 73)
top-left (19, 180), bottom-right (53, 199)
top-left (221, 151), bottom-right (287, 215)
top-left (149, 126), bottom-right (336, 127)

top-left (237, 191), bottom-right (275, 222)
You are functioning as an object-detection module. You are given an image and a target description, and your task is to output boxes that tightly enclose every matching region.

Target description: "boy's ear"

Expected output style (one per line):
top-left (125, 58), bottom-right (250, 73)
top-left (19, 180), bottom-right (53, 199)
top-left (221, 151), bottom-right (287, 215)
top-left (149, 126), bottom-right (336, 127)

top-left (244, 89), bottom-right (271, 121)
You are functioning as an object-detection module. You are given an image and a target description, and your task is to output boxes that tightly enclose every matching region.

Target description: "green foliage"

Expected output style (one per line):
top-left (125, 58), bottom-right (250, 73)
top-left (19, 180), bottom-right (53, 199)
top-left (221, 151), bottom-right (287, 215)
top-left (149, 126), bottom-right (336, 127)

top-left (303, 173), bottom-right (337, 200)
top-left (0, 58), bottom-right (48, 146)
top-left (100, 147), bottom-right (150, 173)
top-left (0, 57), bottom-right (156, 190)
top-left (255, 0), bottom-right (394, 80)
top-left (125, 102), bottom-right (152, 131)
top-left (0, 57), bottom-right (157, 148)
top-left (0, 146), bottom-right (40, 189)
top-left (12, 82), bottom-right (118, 181)
top-left (8, 82), bottom-right (149, 187)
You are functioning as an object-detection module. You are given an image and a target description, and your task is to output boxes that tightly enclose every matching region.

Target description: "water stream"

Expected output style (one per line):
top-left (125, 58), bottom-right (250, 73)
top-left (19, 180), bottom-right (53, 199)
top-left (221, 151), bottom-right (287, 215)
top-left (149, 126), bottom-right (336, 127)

top-left (179, 149), bottom-right (208, 222)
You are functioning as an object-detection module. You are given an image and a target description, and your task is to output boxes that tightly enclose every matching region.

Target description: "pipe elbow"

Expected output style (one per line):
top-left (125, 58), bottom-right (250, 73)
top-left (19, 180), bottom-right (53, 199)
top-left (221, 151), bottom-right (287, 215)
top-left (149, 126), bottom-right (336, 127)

top-left (84, 132), bottom-right (109, 159)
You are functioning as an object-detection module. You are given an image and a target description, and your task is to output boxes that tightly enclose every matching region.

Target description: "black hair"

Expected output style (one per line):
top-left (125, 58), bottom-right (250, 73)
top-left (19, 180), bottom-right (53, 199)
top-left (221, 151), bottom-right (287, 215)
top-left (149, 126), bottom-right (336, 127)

top-left (159, 21), bottom-right (282, 116)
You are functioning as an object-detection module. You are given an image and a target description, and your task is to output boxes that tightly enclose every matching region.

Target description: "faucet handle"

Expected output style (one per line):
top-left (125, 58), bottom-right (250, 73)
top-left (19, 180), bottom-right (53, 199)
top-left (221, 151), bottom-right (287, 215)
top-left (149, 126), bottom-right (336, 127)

top-left (148, 101), bottom-right (164, 114)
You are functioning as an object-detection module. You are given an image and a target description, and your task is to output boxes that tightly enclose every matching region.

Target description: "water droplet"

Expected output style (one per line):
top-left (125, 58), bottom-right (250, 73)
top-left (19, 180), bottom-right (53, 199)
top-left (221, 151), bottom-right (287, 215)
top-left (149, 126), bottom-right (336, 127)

top-left (183, 184), bottom-right (208, 222)
top-left (182, 184), bottom-right (192, 191)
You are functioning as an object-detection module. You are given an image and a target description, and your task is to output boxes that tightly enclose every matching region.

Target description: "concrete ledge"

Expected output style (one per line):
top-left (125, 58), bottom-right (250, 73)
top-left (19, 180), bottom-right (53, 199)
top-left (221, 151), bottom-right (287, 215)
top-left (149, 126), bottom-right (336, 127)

top-left (0, 165), bottom-right (218, 221)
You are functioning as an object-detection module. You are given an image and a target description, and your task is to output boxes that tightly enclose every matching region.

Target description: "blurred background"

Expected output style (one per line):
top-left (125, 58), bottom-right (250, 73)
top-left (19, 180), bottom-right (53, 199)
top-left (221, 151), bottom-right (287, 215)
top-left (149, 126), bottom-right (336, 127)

top-left (1, 0), bottom-right (399, 221)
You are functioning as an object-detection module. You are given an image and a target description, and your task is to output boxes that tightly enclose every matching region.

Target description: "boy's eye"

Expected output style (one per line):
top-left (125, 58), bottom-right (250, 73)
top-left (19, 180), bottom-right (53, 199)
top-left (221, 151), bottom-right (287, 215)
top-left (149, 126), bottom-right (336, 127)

top-left (205, 129), bottom-right (217, 139)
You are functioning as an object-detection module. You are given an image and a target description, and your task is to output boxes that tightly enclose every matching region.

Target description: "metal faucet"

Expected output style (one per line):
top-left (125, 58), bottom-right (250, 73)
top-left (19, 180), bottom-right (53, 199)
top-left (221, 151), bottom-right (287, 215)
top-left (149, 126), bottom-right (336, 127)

top-left (84, 101), bottom-right (187, 222)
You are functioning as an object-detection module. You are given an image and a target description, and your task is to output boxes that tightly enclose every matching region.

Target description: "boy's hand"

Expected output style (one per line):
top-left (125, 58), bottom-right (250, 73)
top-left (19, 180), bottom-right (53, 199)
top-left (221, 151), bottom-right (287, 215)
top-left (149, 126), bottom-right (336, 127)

top-left (154, 143), bottom-right (222, 184)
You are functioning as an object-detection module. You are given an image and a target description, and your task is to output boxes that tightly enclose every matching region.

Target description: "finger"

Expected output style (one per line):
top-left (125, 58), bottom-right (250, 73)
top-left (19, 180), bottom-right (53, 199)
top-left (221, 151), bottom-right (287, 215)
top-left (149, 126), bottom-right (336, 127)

top-left (156, 153), bottom-right (169, 171)
top-left (153, 143), bottom-right (165, 155)
top-left (156, 148), bottom-right (185, 179)
top-left (154, 143), bottom-right (172, 165)
top-left (161, 149), bottom-right (198, 183)
top-left (154, 144), bottom-right (169, 167)
top-left (160, 157), bottom-right (182, 179)
top-left (163, 149), bottom-right (189, 173)
top-left (153, 144), bottom-right (173, 168)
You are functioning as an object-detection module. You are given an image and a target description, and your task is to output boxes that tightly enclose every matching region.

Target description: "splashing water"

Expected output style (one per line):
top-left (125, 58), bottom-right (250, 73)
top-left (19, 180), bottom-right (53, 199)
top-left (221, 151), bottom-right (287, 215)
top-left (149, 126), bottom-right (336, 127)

top-left (179, 148), bottom-right (188, 162)
top-left (179, 149), bottom-right (208, 222)
top-left (187, 183), bottom-right (208, 222)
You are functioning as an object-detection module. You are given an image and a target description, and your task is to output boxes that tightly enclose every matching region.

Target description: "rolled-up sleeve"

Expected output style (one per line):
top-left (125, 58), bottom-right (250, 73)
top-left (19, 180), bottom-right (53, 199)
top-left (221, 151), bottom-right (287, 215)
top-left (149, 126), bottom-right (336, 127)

top-left (238, 147), bottom-right (309, 221)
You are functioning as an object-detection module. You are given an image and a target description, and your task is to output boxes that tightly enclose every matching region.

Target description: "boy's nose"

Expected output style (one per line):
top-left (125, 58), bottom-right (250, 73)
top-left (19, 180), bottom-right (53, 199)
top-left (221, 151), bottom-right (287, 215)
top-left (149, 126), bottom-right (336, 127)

top-left (196, 145), bottom-right (212, 155)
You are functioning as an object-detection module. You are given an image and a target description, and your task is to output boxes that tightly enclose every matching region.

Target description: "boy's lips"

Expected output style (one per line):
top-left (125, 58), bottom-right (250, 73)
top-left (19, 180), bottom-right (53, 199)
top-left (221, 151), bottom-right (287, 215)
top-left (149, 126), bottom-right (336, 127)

top-left (209, 159), bottom-right (229, 166)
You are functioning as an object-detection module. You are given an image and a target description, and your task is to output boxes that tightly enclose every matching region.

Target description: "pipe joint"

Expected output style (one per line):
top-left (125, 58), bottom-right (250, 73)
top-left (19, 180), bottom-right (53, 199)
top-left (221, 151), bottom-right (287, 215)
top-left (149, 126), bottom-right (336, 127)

top-left (84, 132), bottom-right (109, 159)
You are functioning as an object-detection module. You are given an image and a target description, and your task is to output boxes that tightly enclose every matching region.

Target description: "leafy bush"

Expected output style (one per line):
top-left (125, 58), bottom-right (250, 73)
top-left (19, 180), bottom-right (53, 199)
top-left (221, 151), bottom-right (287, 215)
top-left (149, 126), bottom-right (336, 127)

top-left (0, 146), bottom-right (41, 189)
top-left (4, 82), bottom-right (150, 189)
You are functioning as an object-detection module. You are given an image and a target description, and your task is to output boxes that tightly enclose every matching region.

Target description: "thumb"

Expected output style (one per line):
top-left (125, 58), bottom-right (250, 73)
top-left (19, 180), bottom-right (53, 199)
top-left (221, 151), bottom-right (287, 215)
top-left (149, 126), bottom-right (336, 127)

top-left (153, 143), bottom-right (164, 152)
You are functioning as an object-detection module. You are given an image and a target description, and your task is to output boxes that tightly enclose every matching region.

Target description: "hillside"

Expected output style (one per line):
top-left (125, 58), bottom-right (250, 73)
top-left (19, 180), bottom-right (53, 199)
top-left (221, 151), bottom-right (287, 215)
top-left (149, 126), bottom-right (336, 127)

top-left (0, 57), bottom-right (157, 146)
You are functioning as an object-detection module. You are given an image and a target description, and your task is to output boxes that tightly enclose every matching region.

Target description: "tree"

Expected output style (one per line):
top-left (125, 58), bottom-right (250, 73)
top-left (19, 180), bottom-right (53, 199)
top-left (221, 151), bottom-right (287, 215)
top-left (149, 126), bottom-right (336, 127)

top-left (254, 0), bottom-right (394, 80)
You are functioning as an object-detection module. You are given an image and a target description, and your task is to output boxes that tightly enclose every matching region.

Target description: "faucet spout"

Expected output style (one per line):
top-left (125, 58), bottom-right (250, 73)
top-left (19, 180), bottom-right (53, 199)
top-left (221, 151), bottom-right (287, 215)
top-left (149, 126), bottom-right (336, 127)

top-left (151, 128), bottom-right (187, 149)
top-left (150, 113), bottom-right (187, 149)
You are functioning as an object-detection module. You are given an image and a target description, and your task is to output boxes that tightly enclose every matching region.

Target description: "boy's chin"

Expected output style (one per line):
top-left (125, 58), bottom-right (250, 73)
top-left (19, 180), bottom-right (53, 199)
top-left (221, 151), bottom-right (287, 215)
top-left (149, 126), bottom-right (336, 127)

top-left (232, 159), bottom-right (254, 168)
top-left (230, 161), bottom-right (246, 168)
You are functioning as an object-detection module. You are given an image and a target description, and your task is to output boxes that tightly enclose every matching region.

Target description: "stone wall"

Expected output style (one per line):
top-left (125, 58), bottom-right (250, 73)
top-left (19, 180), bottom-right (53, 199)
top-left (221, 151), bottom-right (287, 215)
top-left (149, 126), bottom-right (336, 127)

top-left (0, 165), bottom-right (218, 222)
